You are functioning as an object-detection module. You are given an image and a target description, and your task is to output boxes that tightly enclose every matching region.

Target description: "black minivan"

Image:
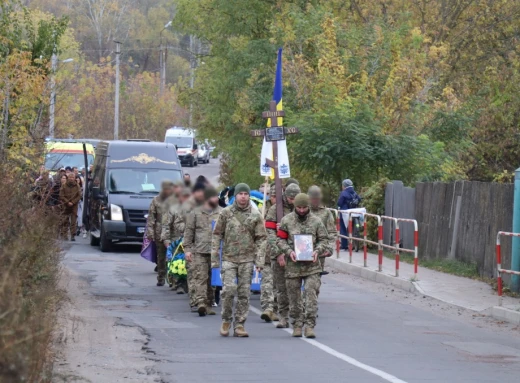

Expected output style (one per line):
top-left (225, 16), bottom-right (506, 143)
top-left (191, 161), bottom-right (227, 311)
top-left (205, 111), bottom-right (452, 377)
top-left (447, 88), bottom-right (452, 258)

top-left (87, 140), bottom-right (183, 252)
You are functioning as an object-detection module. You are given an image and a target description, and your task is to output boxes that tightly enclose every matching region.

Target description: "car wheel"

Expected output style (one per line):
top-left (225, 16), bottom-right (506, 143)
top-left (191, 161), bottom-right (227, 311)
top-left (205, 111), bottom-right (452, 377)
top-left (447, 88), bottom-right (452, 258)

top-left (90, 232), bottom-right (100, 246)
top-left (194, 160), bottom-right (198, 167)
top-left (99, 226), bottom-right (112, 252)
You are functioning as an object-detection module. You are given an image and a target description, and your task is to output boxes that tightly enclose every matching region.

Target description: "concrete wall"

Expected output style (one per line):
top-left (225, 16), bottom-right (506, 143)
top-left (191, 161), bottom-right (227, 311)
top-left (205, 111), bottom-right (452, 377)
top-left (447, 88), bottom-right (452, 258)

top-left (385, 181), bottom-right (513, 278)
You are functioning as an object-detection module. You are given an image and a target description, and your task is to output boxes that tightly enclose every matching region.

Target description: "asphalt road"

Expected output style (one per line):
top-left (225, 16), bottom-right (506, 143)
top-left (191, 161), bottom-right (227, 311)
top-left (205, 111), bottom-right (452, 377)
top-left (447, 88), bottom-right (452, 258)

top-left (55, 164), bottom-right (520, 383)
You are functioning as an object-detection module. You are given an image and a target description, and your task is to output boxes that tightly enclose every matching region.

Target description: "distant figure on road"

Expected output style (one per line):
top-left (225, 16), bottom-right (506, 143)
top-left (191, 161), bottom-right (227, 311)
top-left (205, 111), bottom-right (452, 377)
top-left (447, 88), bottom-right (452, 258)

top-left (337, 179), bottom-right (361, 250)
top-left (146, 181), bottom-right (174, 286)
top-left (277, 193), bottom-right (331, 339)
top-left (211, 183), bottom-right (266, 338)
top-left (59, 173), bottom-right (82, 241)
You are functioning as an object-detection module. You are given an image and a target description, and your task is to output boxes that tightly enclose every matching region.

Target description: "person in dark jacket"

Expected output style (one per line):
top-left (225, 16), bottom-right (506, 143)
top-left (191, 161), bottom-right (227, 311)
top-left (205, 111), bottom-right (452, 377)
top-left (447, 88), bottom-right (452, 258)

top-left (337, 179), bottom-right (361, 250)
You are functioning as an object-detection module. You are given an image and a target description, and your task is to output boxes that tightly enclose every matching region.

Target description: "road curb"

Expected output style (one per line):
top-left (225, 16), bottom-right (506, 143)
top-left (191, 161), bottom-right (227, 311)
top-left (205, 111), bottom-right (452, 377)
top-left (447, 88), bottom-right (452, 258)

top-left (490, 306), bottom-right (520, 325)
top-left (326, 257), bottom-right (417, 293)
top-left (327, 257), bottom-right (520, 326)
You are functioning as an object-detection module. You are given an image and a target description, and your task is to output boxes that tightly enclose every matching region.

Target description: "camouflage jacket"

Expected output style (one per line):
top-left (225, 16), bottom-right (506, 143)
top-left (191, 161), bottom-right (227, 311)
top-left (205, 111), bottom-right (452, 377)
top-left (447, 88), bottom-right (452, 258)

top-left (277, 212), bottom-right (331, 278)
top-left (184, 206), bottom-right (222, 254)
top-left (59, 182), bottom-right (81, 207)
top-left (161, 201), bottom-right (181, 242)
top-left (211, 201), bottom-right (266, 267)
top-left (146, 195), bottom-right (169, 241)
top-left (310, 206), bottom-right (337, 257)
top-left (264, 196), bottom-right (293, 261)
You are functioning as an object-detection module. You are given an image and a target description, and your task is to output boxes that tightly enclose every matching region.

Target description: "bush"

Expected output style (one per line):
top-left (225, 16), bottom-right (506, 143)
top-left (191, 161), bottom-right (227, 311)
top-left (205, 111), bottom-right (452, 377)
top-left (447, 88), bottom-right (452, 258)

top-left (361, 178), bottom-right (388, 243)
top-left (0, 168), bottom-right (62, 382)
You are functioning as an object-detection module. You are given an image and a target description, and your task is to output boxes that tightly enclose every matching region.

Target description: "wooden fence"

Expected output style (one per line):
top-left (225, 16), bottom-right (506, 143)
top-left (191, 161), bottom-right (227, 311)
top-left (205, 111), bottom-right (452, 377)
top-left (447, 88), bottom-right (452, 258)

top-left (385, 181), bottom-right (514, 278)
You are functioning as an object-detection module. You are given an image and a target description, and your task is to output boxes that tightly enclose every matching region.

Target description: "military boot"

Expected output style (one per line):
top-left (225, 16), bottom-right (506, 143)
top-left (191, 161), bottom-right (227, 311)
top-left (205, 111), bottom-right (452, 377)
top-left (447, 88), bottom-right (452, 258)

top-left (276, 318), bottom-right (289, 328)
top-left (270, 312), bottom-right (279, 321)
top-left (206, 307), bottom-right (216, 315)
top-left (260, 310), bottom-right (274, 323)
top-left (220, 322), bottom-right (231, 337)
top-left (197, 306), bottom-right (207, 317)
top-left (304, 327), bottom-right (316, 339)
top-left (292, 328), bottom-right (302, 337)
top-left (233, 325), bottom-right (249, 337)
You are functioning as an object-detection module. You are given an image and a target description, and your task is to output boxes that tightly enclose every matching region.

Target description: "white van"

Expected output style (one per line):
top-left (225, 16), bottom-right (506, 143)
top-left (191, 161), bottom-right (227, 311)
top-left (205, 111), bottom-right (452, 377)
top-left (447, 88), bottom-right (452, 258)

top-left (165, 126), bottom-right (199, 167)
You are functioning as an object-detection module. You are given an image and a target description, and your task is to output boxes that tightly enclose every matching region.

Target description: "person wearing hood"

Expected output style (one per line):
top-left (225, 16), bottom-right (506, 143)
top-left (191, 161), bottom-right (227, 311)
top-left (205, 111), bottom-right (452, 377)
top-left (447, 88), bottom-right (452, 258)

top-left (277, 193), bottom-right (331, 339)
top-left (184, 186), bottom-right (222, 317)
top-left (59, 173), bottom-right (82, 241)
top-left (264, 182), bottom-right (301, 328)
top-left (337, 179), bottom-right (361, 250)
top-left (146, 180), bottom-right (175, 286)
top-left (211, 183), bottom-right (266, 338)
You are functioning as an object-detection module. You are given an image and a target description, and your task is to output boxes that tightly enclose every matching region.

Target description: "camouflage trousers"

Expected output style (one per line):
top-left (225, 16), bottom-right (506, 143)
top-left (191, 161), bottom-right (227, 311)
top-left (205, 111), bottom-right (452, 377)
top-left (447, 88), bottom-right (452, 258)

top-left (155, 241), bottom-right (167, 283)
top-left (286, 273), bottom-right (321, 329)
top-left (272, 261), bottom-right (289, 320)
top-left (260, 262), bottom-right (277, 312)
top-left (221, 261), bottom-right (253, 328)
top-left (190, 253), bottom-right (214, 307)
top-left (187, 260), bottom-right (195, 308)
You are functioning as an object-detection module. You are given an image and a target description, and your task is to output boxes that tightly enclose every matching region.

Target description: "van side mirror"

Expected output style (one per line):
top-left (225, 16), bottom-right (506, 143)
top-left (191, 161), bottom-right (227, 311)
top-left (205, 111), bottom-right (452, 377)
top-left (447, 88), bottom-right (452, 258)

top-left (92, 186), bottom-right (104, 200)
top-left (193, 143), bottom-right (198, 150)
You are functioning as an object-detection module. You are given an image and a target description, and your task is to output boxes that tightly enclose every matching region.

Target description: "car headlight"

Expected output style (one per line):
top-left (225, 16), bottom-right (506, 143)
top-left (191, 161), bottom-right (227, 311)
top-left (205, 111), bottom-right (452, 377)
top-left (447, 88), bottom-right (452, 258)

top-left (110, 204), bottom-right (123, 221)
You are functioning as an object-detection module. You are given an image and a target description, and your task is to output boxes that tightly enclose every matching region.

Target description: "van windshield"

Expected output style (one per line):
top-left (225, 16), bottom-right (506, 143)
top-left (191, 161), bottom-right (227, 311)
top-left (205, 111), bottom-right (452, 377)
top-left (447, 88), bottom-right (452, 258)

top-left (45, 153), bottom-right (94, 170)
top-left (108, 169), bottom-right (182, 194)
top-left (165, 136), bottom-right (193, 148)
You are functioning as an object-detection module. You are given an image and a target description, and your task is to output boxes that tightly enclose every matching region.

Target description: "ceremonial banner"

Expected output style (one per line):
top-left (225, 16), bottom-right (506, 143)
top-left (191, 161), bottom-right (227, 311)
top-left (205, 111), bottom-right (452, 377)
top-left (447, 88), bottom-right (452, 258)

top-left (277, 139), bottom-right (291, 178)
top-left (260, 138), bottom-right (273, 177)
top-left (140, 233), bottom-right (157, 263)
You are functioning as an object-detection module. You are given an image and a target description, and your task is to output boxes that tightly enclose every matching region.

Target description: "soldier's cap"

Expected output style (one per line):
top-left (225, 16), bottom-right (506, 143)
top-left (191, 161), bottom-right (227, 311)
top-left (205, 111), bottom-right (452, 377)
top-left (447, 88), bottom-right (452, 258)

top-left (234, 183), bottom-right (250, 196)
top-left (192, 182), bottom-right (206, 193)
top-left (294, 193), bottom-right (310, 207)
top-left (285, 183), bottom-right (301, 198)
top-left (284, 178), bottom-right (299, 187)
top-left (307, 185), bottom-right (322, 199)
top-left (204, 186), bottom-right (218, 200)
top-left (161, 180), bottom-right (175, 189)
top-left (181, 187), bottom-right (192, 196)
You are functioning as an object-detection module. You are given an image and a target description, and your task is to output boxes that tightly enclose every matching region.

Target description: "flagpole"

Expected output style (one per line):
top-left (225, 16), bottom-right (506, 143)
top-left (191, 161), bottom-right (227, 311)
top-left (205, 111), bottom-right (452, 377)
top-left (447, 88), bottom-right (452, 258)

top-left (261, 176), bottom-right (269, 217)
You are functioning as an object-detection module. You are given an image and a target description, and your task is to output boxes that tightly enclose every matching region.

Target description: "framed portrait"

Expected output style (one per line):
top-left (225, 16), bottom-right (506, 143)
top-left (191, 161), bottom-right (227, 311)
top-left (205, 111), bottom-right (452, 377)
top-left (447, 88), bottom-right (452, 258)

top-left (294, 234), bottom-right (314, 261)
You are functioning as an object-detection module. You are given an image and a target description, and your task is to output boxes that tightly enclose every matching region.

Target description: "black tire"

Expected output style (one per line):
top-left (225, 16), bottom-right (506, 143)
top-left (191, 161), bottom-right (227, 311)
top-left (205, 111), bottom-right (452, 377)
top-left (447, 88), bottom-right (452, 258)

top-left (194, 159), bottom-right (198, 167)
top-left (189, 158), bottom-right (194, 167)
top-left (90, 232), bottom-right (100, 246)
top-left (99, 226), bottom-right (112, 252)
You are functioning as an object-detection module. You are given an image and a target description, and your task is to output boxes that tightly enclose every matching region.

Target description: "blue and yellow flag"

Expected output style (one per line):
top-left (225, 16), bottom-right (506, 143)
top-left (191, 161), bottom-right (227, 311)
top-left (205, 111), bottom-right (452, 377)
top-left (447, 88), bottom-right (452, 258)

top-left (267, 48), bottom-right (283, 128)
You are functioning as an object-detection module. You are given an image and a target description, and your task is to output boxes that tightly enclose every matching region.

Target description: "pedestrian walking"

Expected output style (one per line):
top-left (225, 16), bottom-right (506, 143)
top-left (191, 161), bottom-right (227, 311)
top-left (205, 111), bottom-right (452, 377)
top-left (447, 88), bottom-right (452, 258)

top-left (264, 182), bottom-right (301, 328)
top-left (184, 186), bottom-right (222, 316)
top-left (146, 180), bottom-right (174, 286)
top-left (308, 185), bottom-right (337, 273)
top-left (337, 179), bottom-right (361, 250)
top-left (211, 183), bottom-right (266, 337)
top-left (59, 173), bottom-right (82, 241)
top-left (277, 193), bottom-right (331, 339)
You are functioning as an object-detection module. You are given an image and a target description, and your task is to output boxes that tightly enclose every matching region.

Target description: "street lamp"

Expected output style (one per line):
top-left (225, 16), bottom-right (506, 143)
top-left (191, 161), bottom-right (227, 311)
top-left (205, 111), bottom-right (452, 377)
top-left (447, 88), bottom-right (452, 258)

top-left (159, 20), bottom-right (173, 95)
top-left (49, 55), bottom-right (74, 138)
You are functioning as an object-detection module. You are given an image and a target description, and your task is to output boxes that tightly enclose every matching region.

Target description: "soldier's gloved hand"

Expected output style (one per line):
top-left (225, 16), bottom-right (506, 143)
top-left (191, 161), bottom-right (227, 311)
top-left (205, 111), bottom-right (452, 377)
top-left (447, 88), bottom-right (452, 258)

top-left (312, 251), bottom-right (318, 263)
top-left (277, 254), bottom-right (286, 267)
top-left (185, 252), bottom-right (193, 262)
top-left (289, 251), bottom-right (297, 262)
top-left (211, 262), bottom-right (219, 269)
top-left (256, 266), bottom-right (263, 272)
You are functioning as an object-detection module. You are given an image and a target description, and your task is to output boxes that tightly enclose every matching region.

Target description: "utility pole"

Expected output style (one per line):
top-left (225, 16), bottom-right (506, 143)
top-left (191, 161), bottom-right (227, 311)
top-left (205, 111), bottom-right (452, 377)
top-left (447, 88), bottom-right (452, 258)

top-left (114, 41), bottom-right (121, 140)
top-left (49, 53), bottom-right (57, 138)
top-left (189, 35), bottom-right (195, 127)
top-left (159, 21), bottom-right (172, 95)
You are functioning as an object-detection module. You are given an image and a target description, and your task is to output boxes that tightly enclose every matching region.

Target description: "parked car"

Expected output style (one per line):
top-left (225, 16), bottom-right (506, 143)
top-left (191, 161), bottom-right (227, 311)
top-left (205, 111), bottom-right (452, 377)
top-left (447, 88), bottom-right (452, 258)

top-left (197, 144), bottom-right (210, 164)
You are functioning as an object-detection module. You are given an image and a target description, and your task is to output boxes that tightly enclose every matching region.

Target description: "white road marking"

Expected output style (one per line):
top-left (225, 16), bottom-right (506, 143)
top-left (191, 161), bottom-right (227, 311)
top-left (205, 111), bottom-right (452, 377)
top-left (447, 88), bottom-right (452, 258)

top-left (249, 306), bottom-right (408, 383)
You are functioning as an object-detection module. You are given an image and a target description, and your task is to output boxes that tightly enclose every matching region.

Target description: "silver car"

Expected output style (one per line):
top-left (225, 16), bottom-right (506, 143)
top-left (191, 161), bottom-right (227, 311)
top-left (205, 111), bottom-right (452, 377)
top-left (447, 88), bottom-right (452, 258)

top-left (197, 144), bottom-right (210, 164)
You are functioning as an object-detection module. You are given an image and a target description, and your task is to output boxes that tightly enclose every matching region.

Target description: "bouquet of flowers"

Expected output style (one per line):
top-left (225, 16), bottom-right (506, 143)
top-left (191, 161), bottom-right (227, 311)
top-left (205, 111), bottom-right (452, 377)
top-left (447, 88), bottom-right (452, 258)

top-left (167, 238), bottom-right (187, 282)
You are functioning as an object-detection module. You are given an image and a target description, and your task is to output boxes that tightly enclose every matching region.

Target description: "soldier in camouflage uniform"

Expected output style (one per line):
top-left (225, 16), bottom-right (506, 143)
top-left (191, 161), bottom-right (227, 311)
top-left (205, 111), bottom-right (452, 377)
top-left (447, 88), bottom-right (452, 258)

top-left (277, 193), bottom-right (331, 339)
top-left (146, 180), bottom-right (174, 286)
top-left (308, 185), bottom-right (337, 273)
top-left (162, 187), bottom-right (191, 292)
top-left (211, 183), bottom-right (266, 337)
top-left (265, 182), bottom-right (301, 328)
top-left (184, 186), bottom-right (221, 316)
top-left (260, 183), bottom-right (279, 322)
